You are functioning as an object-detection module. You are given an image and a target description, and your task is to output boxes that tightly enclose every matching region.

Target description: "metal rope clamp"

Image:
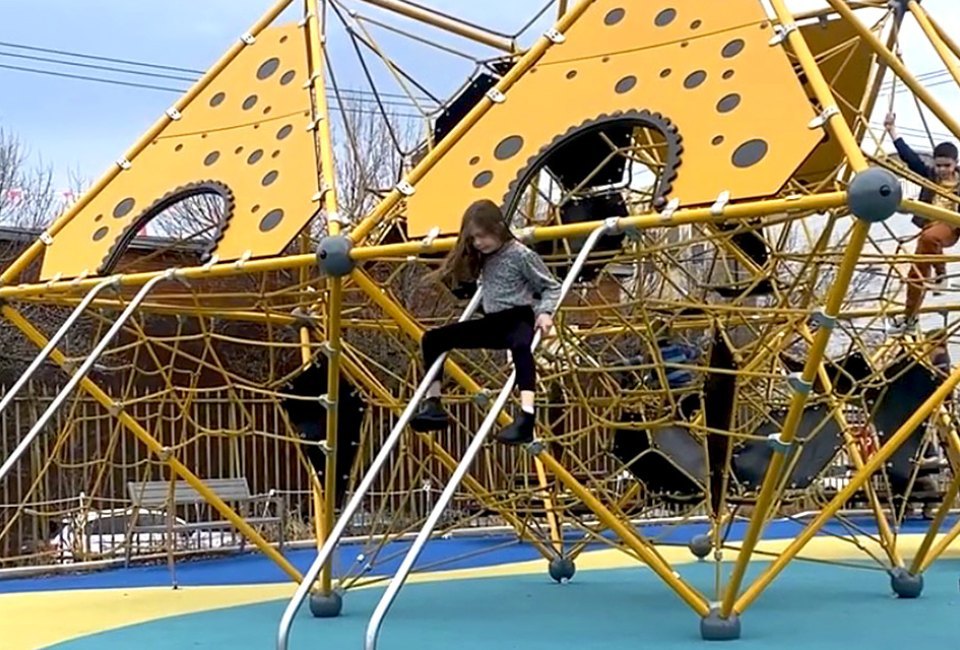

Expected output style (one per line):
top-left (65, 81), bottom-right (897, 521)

top-left (810, 309), bottom-right (837, 331)
top-left (766, 433), bottom-right (791, 455)
top-left (787, 373), bottom-right (813, 396)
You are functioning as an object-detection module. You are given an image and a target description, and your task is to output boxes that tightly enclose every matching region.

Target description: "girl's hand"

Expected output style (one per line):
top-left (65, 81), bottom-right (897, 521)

top-left (535, 313), bottom-right (554, 336)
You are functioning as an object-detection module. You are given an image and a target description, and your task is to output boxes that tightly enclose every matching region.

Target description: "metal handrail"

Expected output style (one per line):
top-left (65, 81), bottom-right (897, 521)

top-left (0, 275), bottom-right (120, 420)
top-left (0, 269), bottom-right (182, 484)
top-left (276, 289), bottom-right (484, 650)
top-left (364, 219), bottom-right (619, 650)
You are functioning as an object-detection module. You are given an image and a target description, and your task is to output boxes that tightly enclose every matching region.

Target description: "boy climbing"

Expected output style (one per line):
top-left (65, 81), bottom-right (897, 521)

top-left (885, 112), bottom-right (960, 333)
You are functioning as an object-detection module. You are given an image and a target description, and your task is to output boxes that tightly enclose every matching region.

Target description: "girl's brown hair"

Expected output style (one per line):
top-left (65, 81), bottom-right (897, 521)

top-left (429, 199), bottom-right (514, 287)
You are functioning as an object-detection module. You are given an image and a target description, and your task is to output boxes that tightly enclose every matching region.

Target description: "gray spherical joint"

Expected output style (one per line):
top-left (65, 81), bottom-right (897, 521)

top-left (316, 235), bottom-right (355, 277)
top-left (309, 590), bottom-right (344, 618)
top-left (890, 567), bottom-right (924, 599)
top-left (847, 167), bottom-right (902, 223)
top-left (689, 533), bottom-right (712, 560)
top-left (700, 608), bottom-right (741, 641)
top-left (548, 557), bottom-right (576, 584)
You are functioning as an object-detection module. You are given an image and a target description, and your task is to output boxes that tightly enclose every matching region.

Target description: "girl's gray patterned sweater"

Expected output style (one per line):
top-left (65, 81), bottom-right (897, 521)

top-left (480, 240), bottom-right (562, 316)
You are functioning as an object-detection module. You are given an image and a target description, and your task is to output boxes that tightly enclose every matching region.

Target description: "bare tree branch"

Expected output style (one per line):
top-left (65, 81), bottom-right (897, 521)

top-left (0, 128), bottom-right (56, 231)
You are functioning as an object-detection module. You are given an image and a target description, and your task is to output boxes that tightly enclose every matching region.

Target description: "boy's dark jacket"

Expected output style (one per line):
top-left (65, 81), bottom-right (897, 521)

top-left (894, 137), bottom-right (960, 228)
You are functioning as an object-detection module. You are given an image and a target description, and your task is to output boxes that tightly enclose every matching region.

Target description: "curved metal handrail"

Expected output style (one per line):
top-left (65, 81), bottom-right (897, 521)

top-left (0, 275), bottom-right (120, 420)
top-left (0, 270), bottom-right (182, 484)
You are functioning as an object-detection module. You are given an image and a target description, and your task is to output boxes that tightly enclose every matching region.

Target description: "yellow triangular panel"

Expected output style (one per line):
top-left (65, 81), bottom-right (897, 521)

top-left (39, 22), bottom-right (320, 281)
top-left (405, 0), bottom-right (826, 237)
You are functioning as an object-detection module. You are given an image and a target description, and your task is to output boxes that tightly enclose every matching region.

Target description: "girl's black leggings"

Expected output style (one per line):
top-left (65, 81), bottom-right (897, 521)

top-left (421, 306), bottom-right (536, 391)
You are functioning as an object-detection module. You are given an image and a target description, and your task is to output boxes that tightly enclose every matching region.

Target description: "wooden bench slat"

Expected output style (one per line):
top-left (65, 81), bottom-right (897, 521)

top-left (127, 478), bottom-right (255, 507)
top-left (132, 517), bottom-right (282, 533)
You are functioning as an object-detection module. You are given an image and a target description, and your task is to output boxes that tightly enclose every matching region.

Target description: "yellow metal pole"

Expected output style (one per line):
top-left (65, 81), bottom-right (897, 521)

top-left (307, 0), bottom-right (346, 599)
top-left (348, 192), bottom-right (849, 261)
top-left (801, 324), bottom-right (902, 568)
top-left (912, 426), bottom-right (960, 573)
top-left (920, 517), bottom-right (960, 573)
top-left (907, 0), bottom-right (960, 90)
top-left (360, 0), bottom-right (515, 52)
top-left (0, 192), bottom-right (847, 302)
top-left (557, 0), bottom-right (569, 19)
top-left (901, 199), bottom-right (960, 230)
top-left (720, 0), bottom-right (871, 619)
top-left (346, 0), bottom-right (597, 246)
top-left (1, 304), bottom-right (303, 582)
top-left (734, 358), bottom-right (960, 614)
top-left (826, 0), bottom-right (960, 141)
top-left (0, 0), bottom-right (295, 287)
top-left (536, 450), bottom-right (711, 616)
top-left (928, 10), bottom-right (960, 62)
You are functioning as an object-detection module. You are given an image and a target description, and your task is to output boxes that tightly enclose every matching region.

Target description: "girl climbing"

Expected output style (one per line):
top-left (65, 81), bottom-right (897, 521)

top-left (410, 199), bottom-right (562, 445)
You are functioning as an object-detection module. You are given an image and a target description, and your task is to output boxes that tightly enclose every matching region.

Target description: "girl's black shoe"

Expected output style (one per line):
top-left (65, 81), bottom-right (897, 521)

top-left (495, 410), bottom-right (535, 445)
top-left (410, 397), bottom-right (449, 432)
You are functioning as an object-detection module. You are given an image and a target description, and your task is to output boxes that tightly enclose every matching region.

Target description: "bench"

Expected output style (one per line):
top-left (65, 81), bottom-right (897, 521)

top-left (125, 477), bottom-right (285, 581)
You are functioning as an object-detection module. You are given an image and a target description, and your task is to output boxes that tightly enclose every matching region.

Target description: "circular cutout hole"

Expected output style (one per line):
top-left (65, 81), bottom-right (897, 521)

top-left (681, 41), bottom-right (689, 48)
top-left (723, 69), bottom-right (735, 80)
top-left (605, 8), bottom-right (626, 25)
top-left (280, 70), bottom-right (296, 85)
top-left (280, 35), bottom-right (288, 43)
top-left (257, 58), bottom-right (280, 80)
top-left (263, 106), bottom-right (272, 115)
top-left (472, 171), bottom-right (494, 189)
top-left (494, 135), bottom-right (524, 161)
top-left (201, 133), bottom-right (208, 139)
top-left (615, 75), bottom-right (637, 93)
top-left (113, 198), bottom-right (136, 219)
top-left (259, 209), bottom-right (284, 232)
top-left (210, 92), bottom-right (226, 107)
top-left (92, 226), bottom-right (109, 242)
top-left (732, 139), bottom-right (769, 168)
top-left (469, 156), bottom-right (481, 166)
top-left (722, 39), bottom-right (745, 58)
top-left (94, 214), bottom-right (103, 222)
top-left (252, 204), bottom-right (261, 214)
top-left (691, 19), bottom-right (702, 29)
top-left (262, 170), bottom-right (279, 186)
top-left (712, 135), bottom-right (725, 146)
top-left (655, 8), bottom-right (677, 26)
top-left (272, 150), bottom-right (281, 159)
top-left (717, 94), bottom-right (741, 113)
top-left (684, 70), bottom-right (707, 89)
top-left (277, 125), bottom-right (293, 140)
top-left (660, 68), bottom-right (672, 78)
top-left (175, 144), bottom-right (184, 152)
top-left (566, 70), bottom-right (578, 80)
top-left (243, 95), bottom-right (258, 110)
top-left (204, 151), bottom-right (220, 166)
top-left (235, 146), bottom-right (244, 155)
top-left (602, 56), bottom-right (611, 63)
top-left (248, 149), bottom-right (264, 165)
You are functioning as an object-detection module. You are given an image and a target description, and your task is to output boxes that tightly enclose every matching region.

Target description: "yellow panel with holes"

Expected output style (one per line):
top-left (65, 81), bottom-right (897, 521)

top-left (404, 0), bottom-right (826, 238)
top-left (38, 23), bottom-right (319, 281)
top-left (795, 17), bottom-right (873, 185)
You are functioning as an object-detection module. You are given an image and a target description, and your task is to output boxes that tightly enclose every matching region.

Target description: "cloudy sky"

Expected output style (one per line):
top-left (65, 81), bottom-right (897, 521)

top-left (0, 0), bottom-right (958, 190)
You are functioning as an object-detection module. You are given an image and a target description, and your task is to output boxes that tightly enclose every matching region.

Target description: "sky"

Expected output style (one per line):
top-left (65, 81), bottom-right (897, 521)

top-left (0, 0), bottom-right (959, 192)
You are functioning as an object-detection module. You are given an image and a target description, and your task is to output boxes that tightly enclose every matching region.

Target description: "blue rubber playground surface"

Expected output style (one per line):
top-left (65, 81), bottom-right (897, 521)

top-left (2, 517), bottom-right (958, 649)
